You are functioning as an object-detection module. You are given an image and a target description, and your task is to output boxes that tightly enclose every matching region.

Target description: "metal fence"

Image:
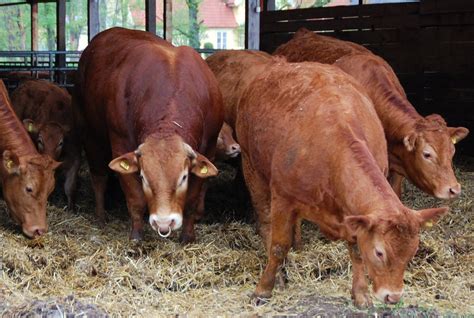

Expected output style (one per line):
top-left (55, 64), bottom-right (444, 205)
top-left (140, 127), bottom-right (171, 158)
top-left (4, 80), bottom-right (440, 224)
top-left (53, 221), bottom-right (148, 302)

top-left (0, 48), bottom-right (220, 92)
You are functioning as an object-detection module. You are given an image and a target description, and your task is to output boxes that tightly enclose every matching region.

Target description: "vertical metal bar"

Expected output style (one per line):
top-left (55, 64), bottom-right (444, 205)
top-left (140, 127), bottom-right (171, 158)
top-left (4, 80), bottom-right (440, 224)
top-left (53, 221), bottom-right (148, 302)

top-left (246, 0), bottom-right (260, 49)
top-left (57, 0), bottom-right (66, 83)
top-left (266, 0), bottom-right (275, 11)
top-left (88, 0), bottom-right (100, 41)
top-left (165, 0), bottom-right (173, 42)
top-left (145, 0), bottom-right (157, 35)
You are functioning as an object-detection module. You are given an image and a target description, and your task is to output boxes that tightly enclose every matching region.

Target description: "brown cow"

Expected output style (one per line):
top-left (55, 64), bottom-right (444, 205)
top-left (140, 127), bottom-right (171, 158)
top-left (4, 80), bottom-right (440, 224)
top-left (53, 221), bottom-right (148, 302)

top-left (206, 50), bottom-right (273, 129)
top-left (0, 80), bottom-right (59, 238)
top-left (10, 80), bottom-right (81, 211)
top-left (274, 28), bottom-right (469, 199)
top-left (215, 122), bottom-right (240, 161)
top-left (222, 52), bottom-right (447, 307)
top-left (74, 27), bottom-right (223, 241)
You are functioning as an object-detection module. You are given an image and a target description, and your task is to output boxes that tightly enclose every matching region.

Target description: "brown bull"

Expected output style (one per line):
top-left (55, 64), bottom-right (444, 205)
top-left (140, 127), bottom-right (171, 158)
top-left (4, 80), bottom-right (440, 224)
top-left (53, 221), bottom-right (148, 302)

top-left (0, 80), bottom-right (59, 238)
top-left (274, 28), bottom-right (469, 199)
top-left (74, 27), bottom-right (223, 241)
top-left (220, 51), bottom-right (447, 307)
top-left (11, 80), bottom-right (81, 211)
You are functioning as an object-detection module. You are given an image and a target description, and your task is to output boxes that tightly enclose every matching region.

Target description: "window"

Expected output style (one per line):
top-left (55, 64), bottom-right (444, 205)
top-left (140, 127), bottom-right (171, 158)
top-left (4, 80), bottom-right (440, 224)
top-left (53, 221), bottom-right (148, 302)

top-left (217, 31), bottom-right (227, 49)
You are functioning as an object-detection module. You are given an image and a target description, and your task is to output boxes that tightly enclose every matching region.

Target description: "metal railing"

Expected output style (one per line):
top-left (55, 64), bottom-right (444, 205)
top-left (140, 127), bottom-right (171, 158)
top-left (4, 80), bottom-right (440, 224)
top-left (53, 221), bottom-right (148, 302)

top-left (0, 51), bottom-right (81, 90)
top-left (0, 48), bottom-right (220, 91)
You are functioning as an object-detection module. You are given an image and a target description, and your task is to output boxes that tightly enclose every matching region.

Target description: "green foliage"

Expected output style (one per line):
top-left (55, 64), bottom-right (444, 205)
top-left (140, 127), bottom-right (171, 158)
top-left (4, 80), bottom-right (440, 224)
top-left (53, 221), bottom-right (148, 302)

top-left (0, 4), bottom-right (31, 51)
top-left (203, 42), bottom-right (213, 49)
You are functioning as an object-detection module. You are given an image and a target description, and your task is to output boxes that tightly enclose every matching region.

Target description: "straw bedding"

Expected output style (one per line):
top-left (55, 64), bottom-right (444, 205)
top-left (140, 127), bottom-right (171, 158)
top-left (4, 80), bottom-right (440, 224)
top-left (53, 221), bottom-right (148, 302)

top-left (0, 156), bottom-right (472, 317)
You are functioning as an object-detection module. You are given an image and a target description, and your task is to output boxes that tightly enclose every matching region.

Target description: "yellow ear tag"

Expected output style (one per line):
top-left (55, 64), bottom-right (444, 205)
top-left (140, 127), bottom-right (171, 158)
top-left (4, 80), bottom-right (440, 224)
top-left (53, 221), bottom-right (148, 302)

top-left (451, 137), bottom-right (457, 144)
top-left (200, 166), bottom-right (208, 175)
top-left (120, 160), bottom-right (130, 171)
top-left (28, 123), bottom-right (34, 132)
top-left (424, 221), bottom-right (433, 228)
top-left (6, 160), bottom-right (13, 169)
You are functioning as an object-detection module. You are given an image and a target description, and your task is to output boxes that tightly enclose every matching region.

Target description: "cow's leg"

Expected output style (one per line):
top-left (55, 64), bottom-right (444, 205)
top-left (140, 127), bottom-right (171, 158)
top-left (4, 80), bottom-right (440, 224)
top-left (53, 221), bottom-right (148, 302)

top-left (293, 216), bottom-right (303, 250)
top-left (91, 174), bottom-right (108, 224)
top-left (64, 157), bottom-right (80, 212)
top-left (253, 192), bottom-right (295, 303)
top-left (241, 155), bottom-right (271, 247)
top-left (118, 174), bottom-right (146, 241)
top-left (389, 171), bottom-right (404, 198)
top-left (180, 178), bottom-right (206, 244)
top-left (83, 134), bottom-right (111, 224)
top-left (348, 242), bottom-right (372, 308)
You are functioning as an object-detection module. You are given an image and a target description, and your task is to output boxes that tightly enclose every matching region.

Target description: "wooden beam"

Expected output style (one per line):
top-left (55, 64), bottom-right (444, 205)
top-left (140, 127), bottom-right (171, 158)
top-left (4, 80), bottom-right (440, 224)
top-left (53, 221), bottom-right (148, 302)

top-left (145, 0), bottom-right (157, 35)
top-left (246, 0), bottom-right (259, 49)
top-left (31, 1), bottom-right (38, 50)
top-left (88, 0), bottom-right (100, 41)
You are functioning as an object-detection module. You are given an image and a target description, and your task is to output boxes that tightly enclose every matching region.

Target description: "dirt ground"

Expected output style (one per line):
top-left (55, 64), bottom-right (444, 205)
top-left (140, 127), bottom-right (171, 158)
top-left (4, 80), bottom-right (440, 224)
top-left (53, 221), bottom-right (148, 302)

top-left (0, 155), bottom-right (472, 317)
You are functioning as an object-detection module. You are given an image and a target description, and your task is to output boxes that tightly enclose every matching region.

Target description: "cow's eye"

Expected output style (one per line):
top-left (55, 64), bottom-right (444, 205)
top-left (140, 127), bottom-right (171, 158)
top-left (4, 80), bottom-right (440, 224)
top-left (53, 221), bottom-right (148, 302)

top-left (58, 140), bottom-right (64, 148)
top-left (25, 186), bottom-right (33, 194)
top-left (423, 151), bottom-right (431, 159)
top-left (375, 249), bottom-right (384, 260)
top-left (179, 173), bottom-right (188, 187)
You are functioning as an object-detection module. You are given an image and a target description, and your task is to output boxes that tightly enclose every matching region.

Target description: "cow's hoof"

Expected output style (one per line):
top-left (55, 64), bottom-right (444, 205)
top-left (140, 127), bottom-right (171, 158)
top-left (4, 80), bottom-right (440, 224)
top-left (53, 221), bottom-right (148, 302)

top-left (67, 204), bottom-right (76, 213)
top-left (250, 293), bottom-right (271, 306)
top-left (130, 229), bottom-right (144, 241)
top-left (274, 270), bottom-right (287, 290)
top-left (353, 292), bottom-right (372, 309)
top-left (179, 233), bottom-right (196, 244)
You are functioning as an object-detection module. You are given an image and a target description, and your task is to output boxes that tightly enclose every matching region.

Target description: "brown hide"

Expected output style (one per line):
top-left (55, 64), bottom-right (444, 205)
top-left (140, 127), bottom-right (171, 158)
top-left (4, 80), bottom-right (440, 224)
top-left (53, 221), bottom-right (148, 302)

top-left (229, 55), bottom-right (447, 306)
top-left (74, 27), bottom-right (223, 241)
top-left (274, 28), bottom-right (469, 199)
top-left (206, 50), bottom-right (273, 129)
top-left (10, 80), bottom-right (81, 211)
top-left (0, 80), bottom-right (59, 238)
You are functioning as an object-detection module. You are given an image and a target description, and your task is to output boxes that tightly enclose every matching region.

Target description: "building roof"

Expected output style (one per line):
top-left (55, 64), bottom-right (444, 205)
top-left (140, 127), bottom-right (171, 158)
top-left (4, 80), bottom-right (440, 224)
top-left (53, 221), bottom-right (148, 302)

top-left (132, 0), bottom-right (238, 29)
top-left (199, 0), bottom-right (238, 28)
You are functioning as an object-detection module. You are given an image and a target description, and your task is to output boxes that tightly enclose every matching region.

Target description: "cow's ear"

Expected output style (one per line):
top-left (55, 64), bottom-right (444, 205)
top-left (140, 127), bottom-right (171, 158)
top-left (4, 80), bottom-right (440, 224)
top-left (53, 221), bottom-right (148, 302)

top-left (415, 207), bottom-right (449, 229)
top-left (448, 127), bottom-right (469, 144)
top-left (3, 150), bottom-right (20, 175)
top-left (109, 152), bottom-right (139, 174)
top-left (403, 132), bottom-right (417, 152)
top-left (23, 119), bottom-right (38, 134)
top-left (344, 215), bottom-right (373, 237)
top-left (191, 153), bottom-right (218, 178)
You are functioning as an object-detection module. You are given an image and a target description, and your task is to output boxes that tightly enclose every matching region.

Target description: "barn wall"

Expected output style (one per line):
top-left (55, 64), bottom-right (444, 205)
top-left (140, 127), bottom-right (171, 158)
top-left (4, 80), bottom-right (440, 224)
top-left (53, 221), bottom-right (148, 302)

top-left (260, 0), bottom-right (474, 155)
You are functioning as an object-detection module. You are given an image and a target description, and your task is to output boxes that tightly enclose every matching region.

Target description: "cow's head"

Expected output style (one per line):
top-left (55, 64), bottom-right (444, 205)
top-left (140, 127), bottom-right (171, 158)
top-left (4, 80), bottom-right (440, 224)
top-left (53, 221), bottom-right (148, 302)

top-left (23, 119), bottom-right (69, 161)
top-left (109, 135), bottom-right (218, 237)
top-left (398, 114), bottom-right (468, 199)
top-left (345, 206), bottom-right (448, 304)
top-left (216, 122), bottom-right (240, 160)
top-left (1, 150), bottom-right (59, 238)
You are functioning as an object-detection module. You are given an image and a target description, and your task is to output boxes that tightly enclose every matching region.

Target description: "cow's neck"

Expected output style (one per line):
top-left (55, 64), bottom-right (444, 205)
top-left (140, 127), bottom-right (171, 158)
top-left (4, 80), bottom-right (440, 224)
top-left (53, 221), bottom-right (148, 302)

top-left (0, 91), bottom-right (37, 157)
top-left (366, 70), bottom-right (421, 144)
top-left (138, 119), bottom-right (197, 149)
top-left (338, 139), bottom-right (404, 220)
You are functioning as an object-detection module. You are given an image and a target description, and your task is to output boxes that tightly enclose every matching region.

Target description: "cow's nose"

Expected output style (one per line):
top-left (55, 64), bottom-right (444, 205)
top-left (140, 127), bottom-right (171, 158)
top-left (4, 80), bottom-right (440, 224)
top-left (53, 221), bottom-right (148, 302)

top-left (230, 144), bottom-right (240, 152)
top-left (384, 292), bottom-right (402, 304)
top-left (24, 225), bottom-right (47, 238)
top-left (149, 213), bottom-right (182, 237)
top-left (448, 183), bottom-right (461, 198)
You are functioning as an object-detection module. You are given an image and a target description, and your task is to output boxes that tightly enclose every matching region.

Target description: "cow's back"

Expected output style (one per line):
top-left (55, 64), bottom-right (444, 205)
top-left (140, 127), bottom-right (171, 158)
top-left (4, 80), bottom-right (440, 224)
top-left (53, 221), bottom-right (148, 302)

top-left (237, 61), bottom-right (387, 201)
top-left (10, 80), bottom-right (73, 129)
top-left (76, 27), bottom-right (222, 153)
top-left (206, 50), bottom-right (273, 129)
top-left (274, 28), bottom-right (370, 64)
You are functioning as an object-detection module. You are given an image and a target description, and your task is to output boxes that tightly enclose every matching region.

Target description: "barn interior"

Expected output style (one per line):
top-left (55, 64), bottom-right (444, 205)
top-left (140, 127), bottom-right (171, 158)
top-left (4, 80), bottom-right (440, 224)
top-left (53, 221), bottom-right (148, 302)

top-left (0, 0), bottom-right (473, 316)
